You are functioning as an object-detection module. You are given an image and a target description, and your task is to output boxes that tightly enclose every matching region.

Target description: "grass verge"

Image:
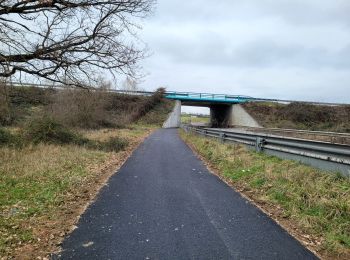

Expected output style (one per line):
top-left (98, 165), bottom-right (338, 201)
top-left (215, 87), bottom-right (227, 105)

top-left (0, 125), bottom-right (154, 259)
top-left (180, 130), bottom-right (350, 260)
top-left (181, 114), bottom-right (210, 124)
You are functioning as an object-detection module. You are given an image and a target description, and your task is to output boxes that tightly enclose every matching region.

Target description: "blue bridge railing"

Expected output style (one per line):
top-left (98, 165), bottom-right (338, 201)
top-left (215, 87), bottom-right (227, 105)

top-left (164, 91), bottom-right (253, 104)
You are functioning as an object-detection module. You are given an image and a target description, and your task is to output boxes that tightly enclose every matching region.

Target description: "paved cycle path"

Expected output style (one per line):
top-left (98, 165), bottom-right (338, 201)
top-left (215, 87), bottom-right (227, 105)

top-left (58, 129), bottom-right (317, 259)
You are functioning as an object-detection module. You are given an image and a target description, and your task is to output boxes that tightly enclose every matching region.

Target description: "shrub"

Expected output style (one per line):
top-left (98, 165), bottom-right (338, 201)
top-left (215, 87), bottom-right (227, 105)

top-left (100, 137), bottom-right (128, 152)
top-left (87, 136), bottom-right (128, 152)
top-left (23, 116), bottom-right (88, 145)
top-left (0, 128), bottom-right (13, 145)
top-left (0, 128), bottom-right (24, 147)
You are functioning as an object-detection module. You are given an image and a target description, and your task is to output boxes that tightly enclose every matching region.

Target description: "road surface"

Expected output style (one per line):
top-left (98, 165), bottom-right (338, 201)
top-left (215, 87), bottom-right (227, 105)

top-left (57, 129), bottom-right (317, 260)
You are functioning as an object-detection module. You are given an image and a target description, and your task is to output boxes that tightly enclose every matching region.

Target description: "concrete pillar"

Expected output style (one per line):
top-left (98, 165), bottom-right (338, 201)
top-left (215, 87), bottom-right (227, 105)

top-left (163, 100), bottom-right (181, 128)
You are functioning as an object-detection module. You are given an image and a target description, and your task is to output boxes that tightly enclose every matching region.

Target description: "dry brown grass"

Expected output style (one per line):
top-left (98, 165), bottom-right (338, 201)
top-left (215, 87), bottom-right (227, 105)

top-left (0, 85), bottom-right (173, 130)
top-left (48, 88), bottom-right (115, 128)
top-left (0, 83), bottom-right (11, 125)
top-left (243, 102), bottom-right (350, 133)
top-left (48, 87), bottom-right (170, 129)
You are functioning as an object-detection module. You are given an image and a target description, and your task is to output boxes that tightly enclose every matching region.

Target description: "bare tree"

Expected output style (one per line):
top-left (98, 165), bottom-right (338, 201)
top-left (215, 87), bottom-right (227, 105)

top-left (0, 0), bottom-right (155, 87)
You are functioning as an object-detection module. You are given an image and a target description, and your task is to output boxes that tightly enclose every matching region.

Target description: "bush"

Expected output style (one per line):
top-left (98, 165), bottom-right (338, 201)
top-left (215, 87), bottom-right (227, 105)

top-left (0, 128), bottom-right (13, 146)
top-left (87, 136), bottom-right (128, 152)
top-left (0, 128), bottom-right (24, 147)
top-left (100, 137), bottom-right (128, 152)
top-left (23, 116), bottom-right (88, 145)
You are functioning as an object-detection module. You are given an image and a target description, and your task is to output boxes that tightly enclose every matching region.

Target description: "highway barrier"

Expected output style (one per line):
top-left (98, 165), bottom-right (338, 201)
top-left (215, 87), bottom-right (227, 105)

top-left (183, 125), bottom-right (350, 177)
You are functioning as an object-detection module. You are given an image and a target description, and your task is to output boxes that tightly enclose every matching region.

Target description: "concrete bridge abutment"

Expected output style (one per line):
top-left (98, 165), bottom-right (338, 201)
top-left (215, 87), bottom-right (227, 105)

top-left (210, 104), bottom-right (261, 128)
top-left (163, 100), bottom-right (182, 128)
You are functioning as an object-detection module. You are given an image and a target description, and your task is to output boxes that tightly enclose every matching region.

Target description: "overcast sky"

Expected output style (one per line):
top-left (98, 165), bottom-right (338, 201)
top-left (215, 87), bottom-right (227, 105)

top-left (138, 0), bottom-right (350, 113)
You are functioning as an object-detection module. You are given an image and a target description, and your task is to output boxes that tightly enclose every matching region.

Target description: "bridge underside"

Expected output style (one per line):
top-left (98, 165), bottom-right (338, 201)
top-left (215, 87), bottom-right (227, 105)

top-left (161, 92), bottom-right (260, 128)
top-left (180, 101), bottom-right (234, 128)
top-left (163, 100), bottom-right (260, 129)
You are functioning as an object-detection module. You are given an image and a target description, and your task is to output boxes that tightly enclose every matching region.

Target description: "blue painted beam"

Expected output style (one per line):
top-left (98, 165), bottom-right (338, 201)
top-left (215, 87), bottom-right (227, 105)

top-left (164, 92), bottom-right (252, 104)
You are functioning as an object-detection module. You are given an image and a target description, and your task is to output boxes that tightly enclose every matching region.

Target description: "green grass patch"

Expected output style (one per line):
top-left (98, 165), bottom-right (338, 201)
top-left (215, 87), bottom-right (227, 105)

top-left (0, 144), bottom-right (107, 256)
top-left (180, 130), bottom-right (350, 257)
top-left (181, 114), bottom-right (210, 124)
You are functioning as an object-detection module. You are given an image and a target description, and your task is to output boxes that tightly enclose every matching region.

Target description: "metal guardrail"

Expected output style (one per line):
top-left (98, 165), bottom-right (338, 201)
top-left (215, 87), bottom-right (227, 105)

top-left (232, 126), bottom-right (350, 137)
top-left (228, 126), bottom-right (350, 145)
top-left (183, 125), bottom-right (350, 177)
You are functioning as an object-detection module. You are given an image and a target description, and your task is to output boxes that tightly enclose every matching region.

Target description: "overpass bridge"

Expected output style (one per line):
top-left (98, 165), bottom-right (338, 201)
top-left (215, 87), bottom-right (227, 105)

top-left (163, 92), bottom-right (260, 128)
top-left (162, 91), bottom-right (349, 128)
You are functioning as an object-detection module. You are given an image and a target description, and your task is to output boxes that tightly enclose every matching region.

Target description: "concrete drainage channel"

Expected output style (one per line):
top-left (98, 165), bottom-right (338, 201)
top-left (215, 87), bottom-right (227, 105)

top-left (182, 125), bottom-right (350, 177)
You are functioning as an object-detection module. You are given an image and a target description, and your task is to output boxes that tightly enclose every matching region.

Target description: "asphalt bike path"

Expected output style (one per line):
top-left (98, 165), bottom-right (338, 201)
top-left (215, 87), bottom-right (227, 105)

top-left (57, 129), bottom-right (317, 260)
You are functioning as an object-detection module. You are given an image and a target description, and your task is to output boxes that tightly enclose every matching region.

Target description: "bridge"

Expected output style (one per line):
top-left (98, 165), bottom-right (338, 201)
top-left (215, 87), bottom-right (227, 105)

top-left (165, 92), bottom-right (252, 105)
top-left (163, 91), bottom-right (260, 128)
top-left (163, 91), bottom-right (349, 128)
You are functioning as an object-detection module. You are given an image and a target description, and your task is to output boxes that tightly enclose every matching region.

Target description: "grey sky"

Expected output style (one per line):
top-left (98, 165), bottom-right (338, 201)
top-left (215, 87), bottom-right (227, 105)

top-left (138, 0), bottom-right (350, 112)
